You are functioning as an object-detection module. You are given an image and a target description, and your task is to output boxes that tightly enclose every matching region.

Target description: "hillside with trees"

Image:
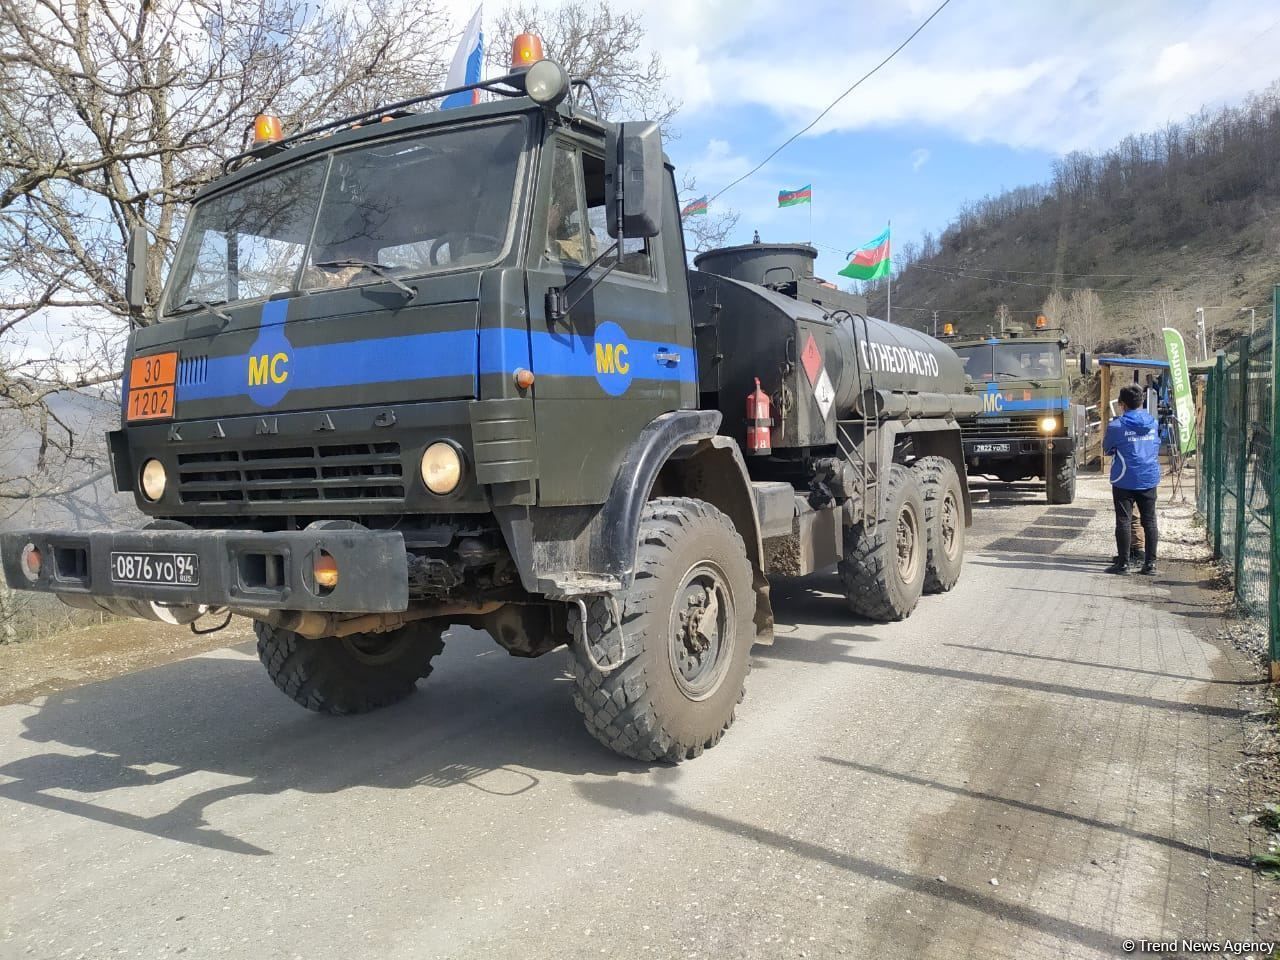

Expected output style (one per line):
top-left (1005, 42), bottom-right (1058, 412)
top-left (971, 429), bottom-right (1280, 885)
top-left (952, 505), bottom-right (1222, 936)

top-left (865, 82), bottom-right (1280, 355)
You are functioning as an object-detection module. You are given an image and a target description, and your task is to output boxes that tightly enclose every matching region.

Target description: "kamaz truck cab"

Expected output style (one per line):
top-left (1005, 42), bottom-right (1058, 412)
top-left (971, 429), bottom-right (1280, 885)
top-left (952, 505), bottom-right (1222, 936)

top-left (3, 40), bottom-right (979, 763)
top-left (945, 321), bottom-right (1088, 504)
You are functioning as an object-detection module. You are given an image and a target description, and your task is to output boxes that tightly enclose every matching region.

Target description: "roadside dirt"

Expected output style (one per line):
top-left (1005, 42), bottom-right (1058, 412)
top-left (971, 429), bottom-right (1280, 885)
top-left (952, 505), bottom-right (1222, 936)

top-left (0, 615), bottom-right (253, 705)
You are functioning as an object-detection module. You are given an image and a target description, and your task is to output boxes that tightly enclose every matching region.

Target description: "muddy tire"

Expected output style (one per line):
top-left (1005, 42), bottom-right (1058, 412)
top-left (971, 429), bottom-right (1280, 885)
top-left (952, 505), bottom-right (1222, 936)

top-left (915, 456), bottom-right (966, 594)
top-left (255, 621), bottom-right (445, 715)
top-left (567, 497), bottom-right (754, 763)
top-left (838, 463), bottom-right (927, 622)
top-left (1046, 452), bottom-right (1076, 504)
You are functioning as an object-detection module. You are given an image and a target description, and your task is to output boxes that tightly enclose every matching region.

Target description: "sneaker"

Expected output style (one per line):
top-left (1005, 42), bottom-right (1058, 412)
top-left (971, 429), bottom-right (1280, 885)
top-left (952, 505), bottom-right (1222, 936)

top-left (1139, 563), bottom-right (1157, 576)
top-left (1106, 562), bottom-right (1130, 575)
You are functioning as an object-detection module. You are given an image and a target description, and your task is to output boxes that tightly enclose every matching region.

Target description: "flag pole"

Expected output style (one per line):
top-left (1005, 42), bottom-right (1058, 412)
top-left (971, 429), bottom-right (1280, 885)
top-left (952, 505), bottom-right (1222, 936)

top-left (886, 219), bottom-right (892, 325)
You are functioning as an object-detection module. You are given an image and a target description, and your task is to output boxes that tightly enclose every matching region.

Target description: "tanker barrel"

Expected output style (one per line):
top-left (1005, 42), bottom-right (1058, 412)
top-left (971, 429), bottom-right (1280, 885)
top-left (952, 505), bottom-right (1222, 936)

top-left (824, 312), bottom-right (971, 413)
top-left (854, 389), bottom-right (982, 419)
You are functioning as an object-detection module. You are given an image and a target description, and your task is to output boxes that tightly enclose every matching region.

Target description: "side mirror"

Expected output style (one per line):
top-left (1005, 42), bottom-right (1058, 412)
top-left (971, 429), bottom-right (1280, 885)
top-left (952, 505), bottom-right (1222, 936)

top-left (1078, 351), bottom-right (1093, 375)
top-left (605, 121), bottom-right (662, 240)
top-left (126, 225), bottom-right (148, 316)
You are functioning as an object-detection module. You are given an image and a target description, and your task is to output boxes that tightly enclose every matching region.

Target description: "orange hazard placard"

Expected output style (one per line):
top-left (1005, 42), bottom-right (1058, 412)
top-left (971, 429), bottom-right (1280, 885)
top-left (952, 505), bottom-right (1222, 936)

top-left (127, 351), bottom-right (177, 422)
top-left (129, 352), bottom-right (177, 389)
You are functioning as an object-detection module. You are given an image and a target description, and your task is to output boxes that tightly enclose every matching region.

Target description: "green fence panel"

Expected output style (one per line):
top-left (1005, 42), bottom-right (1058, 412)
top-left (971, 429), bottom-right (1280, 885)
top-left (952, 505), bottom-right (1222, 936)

top-left (1271, 285), bottom-right (1280, 675)
top-left (1194, 287), bottom-right (1277, 670)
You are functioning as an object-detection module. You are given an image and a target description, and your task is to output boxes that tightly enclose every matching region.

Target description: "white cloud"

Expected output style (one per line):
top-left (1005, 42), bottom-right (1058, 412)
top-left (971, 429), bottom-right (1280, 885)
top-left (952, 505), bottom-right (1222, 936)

top-left (1153, 42), bottom-right (1195, 83)
top-left (654, 0), bottom-right (1280, 154)
top-left (910, 148), bottom-right (930, 172)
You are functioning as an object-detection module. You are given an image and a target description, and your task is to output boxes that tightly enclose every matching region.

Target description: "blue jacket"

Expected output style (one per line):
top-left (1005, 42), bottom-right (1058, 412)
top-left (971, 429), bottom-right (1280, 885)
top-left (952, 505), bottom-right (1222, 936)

top-left (1104, 409), bottom-right (1161, 490)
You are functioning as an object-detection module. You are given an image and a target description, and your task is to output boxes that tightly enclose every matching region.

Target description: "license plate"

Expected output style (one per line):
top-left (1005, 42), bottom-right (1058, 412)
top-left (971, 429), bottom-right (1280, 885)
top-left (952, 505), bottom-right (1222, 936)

top-left (110, 551), bottom-right (200, 586)
top-left (973, 443), bottom-right (1011, 454)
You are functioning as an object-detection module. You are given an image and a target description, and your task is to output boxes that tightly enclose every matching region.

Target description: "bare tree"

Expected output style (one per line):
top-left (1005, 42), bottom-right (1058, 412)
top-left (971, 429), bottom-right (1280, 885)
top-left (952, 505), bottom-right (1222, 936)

top-left (995, 303), bottom-right (1011, 331)
top-left (677, 175), bottom-right (738, 255)
top-left (1064, 288), bottom-right (1102, 354)
top-left (1041, 288), bottom-right (1068, 329)
top-left (0, 0), bottom-right (453, 507)
top-left (489, 1), bottom-right (677, 123)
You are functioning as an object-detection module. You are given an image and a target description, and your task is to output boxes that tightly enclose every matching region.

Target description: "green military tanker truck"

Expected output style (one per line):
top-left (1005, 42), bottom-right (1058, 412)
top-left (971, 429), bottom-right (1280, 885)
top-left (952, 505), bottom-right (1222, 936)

top-left (2, 44), bottom-right (980, 762)
top-left (945, 324), bottom-right (1088, 504)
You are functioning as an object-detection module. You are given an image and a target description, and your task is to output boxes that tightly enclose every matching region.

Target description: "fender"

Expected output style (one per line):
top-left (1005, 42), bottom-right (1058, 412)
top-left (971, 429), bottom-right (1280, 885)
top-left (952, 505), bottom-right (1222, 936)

top-left (597, 408), bottom-right (723, 581)
top-left (493, 409), bottom-right (720, 595)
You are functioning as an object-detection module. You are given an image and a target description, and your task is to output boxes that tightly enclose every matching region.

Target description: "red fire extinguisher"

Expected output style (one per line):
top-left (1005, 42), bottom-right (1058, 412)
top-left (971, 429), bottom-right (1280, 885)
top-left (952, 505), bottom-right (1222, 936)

top-left (746, 377), bottom-right (772, 456)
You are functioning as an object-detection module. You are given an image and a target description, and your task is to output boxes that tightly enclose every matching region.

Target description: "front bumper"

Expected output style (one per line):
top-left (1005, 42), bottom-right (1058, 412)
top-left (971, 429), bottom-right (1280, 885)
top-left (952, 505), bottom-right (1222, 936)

top-left (963, 436), bottom-right (1075, 459)
top-left (1, 526), bottom-right (408, 613)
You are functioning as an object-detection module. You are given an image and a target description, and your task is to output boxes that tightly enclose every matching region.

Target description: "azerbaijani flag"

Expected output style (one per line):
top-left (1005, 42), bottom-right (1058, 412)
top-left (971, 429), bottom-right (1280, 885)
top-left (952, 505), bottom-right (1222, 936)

top-left (778, 185), bottom-right (812, 207)
top-left (839, 227), bottom-right (891, 280)
top-left (681, 196), bottom-right (709, 217)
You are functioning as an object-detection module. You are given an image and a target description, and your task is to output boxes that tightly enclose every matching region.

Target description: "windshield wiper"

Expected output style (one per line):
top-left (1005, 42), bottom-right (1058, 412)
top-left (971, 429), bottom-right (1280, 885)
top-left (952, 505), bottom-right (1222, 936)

top-left (312, 259), bottom-right (415, 299)
top-left (172, 297), bottom-right (232, 323)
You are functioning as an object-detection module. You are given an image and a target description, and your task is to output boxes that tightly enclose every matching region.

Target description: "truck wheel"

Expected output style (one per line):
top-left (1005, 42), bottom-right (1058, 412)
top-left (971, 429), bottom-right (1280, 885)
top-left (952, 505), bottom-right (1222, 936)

top-left (838, 464), bottom-right (927, 621)
top-left (915, 456), bottom-right (966, 594)
top-left (254, 620), bottom-right (445, 715)
top-left (567, 497), bottom-right (754, 763)
top-left (1046, 453), bottom-right (1076, 504)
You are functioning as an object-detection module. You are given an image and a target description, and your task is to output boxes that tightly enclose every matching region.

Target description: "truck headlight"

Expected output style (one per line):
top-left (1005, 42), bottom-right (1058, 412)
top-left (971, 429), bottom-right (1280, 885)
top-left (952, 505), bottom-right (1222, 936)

top-left (1039, 417), bottom-right (1058, 434)
top-left (140, 459), bottom-right (167, 501)
top-left (420, 442), bottom-right (462, 495)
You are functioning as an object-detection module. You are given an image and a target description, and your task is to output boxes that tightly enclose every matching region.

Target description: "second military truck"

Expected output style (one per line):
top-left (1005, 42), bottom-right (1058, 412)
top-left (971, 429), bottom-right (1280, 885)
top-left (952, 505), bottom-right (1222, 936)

top-left (946, 323), bottom-right (1088, 504)
top-left (2, 41), bottom-right (980, 763)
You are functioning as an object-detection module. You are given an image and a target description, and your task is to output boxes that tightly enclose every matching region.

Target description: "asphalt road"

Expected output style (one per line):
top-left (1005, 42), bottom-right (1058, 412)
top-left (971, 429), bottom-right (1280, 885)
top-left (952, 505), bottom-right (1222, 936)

top-left (0, 475), bottom-right (1266, 959)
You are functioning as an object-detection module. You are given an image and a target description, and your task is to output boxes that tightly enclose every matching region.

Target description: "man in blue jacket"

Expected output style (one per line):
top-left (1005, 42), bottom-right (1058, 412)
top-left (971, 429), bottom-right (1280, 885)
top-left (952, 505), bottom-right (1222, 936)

top-left (1103, 384), bottom-right (1161, 575)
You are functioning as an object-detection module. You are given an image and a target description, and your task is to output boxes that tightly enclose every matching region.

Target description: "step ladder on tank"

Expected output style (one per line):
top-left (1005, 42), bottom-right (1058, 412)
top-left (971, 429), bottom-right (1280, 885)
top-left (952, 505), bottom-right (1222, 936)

top-left (833, 311), bottom-right (880, 531)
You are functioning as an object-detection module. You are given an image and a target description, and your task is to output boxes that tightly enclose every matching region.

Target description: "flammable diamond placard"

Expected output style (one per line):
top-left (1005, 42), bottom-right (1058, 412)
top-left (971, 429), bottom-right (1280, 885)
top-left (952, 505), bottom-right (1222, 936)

top-left (800, 334), bottom-right (823, 386)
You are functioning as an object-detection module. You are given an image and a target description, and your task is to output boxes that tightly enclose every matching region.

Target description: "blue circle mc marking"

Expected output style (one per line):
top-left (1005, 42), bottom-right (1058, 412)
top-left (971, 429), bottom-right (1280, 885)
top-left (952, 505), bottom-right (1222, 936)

top-left (592, 321), bottom-right (633, 397)
top-left (246, 323), bottom-right (294, 407)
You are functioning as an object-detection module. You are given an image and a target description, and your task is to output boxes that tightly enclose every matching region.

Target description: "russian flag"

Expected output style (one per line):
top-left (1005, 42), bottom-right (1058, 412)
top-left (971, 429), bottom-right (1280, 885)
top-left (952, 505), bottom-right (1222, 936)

top-left (442, 5), bottom-right (484, 110)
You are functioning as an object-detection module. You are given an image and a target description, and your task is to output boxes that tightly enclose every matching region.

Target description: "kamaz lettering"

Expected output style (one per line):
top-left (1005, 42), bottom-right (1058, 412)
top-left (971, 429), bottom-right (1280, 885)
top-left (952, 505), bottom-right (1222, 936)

top-left (248, 352), bottom-right (289, 386)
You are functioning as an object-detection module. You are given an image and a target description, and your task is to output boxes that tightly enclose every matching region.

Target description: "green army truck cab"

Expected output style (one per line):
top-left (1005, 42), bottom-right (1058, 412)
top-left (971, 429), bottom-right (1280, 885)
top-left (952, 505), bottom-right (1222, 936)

top-left (3, 51), bottom-right (980, 763)
top-left (946, 327), bottom-right (1089, 504)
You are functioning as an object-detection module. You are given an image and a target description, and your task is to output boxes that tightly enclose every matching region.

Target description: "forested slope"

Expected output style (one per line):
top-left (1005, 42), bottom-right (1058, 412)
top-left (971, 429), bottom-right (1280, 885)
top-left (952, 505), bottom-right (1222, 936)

top-left (866, 82), bottom-right (1280, 354)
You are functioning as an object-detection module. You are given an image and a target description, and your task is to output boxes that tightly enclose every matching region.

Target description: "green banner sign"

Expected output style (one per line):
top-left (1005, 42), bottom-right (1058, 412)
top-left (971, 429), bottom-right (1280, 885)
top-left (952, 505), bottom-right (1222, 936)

top-left (1162, 326), bottom-right (1196, 453)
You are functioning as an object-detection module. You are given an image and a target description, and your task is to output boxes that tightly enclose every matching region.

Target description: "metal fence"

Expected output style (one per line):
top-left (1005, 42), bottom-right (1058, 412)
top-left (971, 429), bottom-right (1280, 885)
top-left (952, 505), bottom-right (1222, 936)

top-left (1196, 285), bottom-right (1279, 678)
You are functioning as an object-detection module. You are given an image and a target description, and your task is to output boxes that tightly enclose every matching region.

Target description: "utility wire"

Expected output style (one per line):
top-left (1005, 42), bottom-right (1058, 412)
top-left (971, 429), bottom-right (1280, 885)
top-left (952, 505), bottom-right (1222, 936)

top-left (707, 0), bottom-right (953, 204)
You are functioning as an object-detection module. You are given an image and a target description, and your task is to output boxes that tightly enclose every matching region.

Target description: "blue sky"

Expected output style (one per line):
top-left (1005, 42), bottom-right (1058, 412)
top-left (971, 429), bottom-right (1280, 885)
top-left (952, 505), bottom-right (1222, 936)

top-left (445, 0), bottom-right (1280, 283)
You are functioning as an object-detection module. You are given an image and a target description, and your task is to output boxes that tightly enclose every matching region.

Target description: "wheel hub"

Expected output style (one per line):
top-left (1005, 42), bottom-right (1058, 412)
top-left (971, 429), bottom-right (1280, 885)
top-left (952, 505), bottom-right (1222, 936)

top-left (941, 492), bottom-right (960, 559)
top-left (896, 504), bottom-right (921, 582)
top-left (669, 562), bottom-right (734, 699)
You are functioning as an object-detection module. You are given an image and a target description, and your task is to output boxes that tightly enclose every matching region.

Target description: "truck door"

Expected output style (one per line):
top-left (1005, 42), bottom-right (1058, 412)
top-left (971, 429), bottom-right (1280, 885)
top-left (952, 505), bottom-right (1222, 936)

top-left (526, 138), bottom-right (694, 505)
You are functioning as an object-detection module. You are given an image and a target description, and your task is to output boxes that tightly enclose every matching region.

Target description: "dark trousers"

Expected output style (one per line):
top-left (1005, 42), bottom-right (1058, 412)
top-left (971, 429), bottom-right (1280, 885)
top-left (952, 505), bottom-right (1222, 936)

top-left (1113, 486), bottom-right (1158, 565)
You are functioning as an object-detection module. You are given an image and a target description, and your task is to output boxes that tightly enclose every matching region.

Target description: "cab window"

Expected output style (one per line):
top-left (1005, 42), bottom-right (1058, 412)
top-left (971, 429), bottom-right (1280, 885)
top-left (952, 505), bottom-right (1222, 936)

top-left (544, 146), bottom-right (651, 277)
top-left (545, 147), bottom-right (590, 264)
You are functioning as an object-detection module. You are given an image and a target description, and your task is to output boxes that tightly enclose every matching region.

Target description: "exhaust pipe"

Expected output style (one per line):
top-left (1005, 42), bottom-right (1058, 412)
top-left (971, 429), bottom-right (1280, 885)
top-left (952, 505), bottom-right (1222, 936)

top-left (59, 594), bottom-right (207, 626)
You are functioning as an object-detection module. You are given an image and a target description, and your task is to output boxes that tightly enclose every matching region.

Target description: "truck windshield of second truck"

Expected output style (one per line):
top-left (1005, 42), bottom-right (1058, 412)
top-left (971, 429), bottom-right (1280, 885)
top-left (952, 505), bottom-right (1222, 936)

top-left (162, 118), bottom-right (527, 315)
top-left (955, 343), bottom-right (1063, 382)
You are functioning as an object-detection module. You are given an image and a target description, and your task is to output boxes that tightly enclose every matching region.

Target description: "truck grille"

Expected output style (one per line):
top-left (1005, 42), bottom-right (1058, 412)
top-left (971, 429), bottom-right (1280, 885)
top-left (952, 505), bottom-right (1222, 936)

top-left (961, 415), bottom-right (1042, 439)
top-left (177, 443), bottom-right (404, 504)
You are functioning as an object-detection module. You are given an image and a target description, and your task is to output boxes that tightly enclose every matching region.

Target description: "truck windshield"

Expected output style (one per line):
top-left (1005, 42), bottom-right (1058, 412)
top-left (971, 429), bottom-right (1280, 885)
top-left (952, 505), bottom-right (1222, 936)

top-left (164, 119), bottom-right (526, 315)
top-left (955, 343), bottom-right (1063, 381)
